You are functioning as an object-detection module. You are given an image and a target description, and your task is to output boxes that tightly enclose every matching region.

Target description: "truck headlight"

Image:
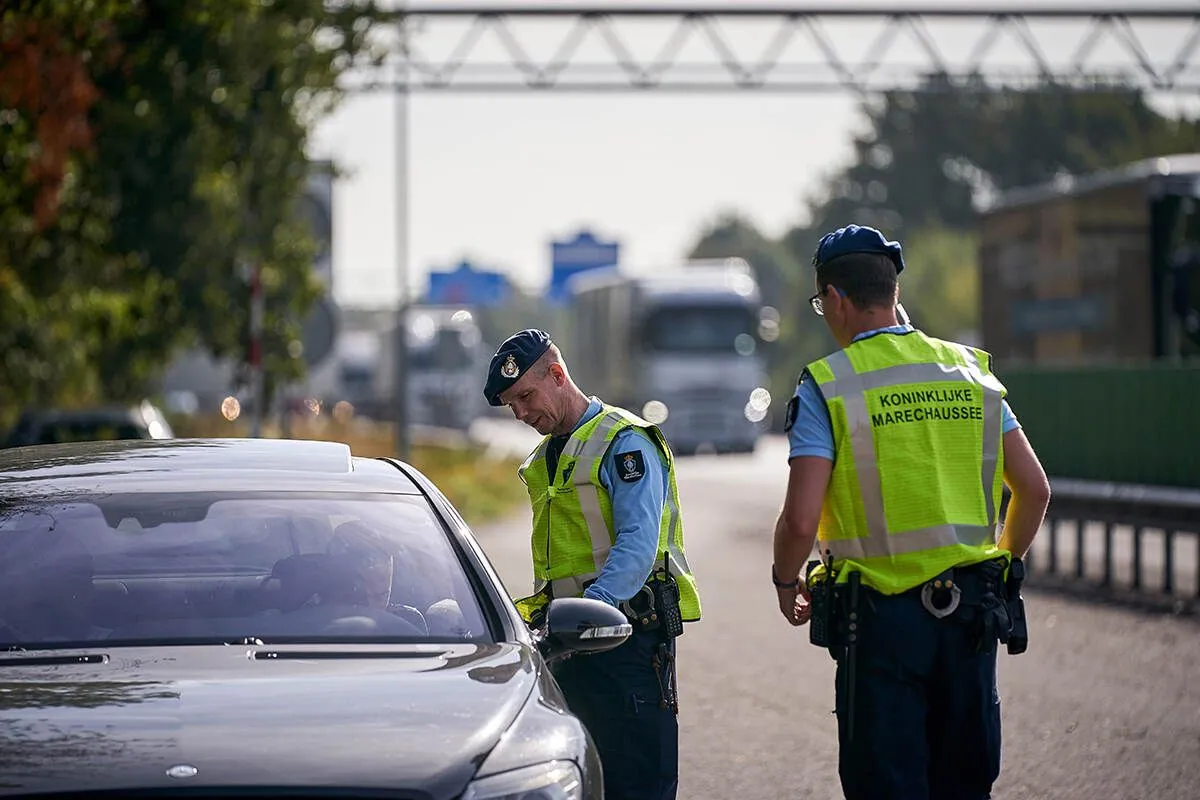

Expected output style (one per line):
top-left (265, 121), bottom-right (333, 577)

top-left (461, 761), bottom-right (583, 800)
top-left (744, 387), bottom-right (771, 423)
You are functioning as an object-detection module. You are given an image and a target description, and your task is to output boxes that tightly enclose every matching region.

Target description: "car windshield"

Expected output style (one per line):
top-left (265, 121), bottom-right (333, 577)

top-left (0, 492), bottom-right (491, 648)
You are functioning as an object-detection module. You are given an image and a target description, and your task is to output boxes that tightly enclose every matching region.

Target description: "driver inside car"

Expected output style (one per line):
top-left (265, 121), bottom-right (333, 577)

top-left (326, 520), bottom-right (470, 637)
top-left (325, 520), bottom-right (397, 610)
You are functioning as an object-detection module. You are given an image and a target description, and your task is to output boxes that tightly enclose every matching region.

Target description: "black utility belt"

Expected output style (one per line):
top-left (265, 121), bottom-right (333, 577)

top-left (809, 558), bottom-right (1006, 643)
top-left (874, 557), bottom-right (1026, 655)
top-left (896, 558), bottom-right (1008, 619)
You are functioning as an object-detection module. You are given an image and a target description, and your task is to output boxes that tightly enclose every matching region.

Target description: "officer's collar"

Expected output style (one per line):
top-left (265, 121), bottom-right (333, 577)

top-left (852, 323), bottom-right (914, 343)
top-left (562, 397), bottom-right (604, 438)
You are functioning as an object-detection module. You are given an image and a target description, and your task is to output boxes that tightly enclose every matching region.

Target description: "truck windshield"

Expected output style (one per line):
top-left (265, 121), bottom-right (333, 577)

top-left (642, 305), bottom-right (757, 354)
top-left (410, 329), bottom-right (475, 370)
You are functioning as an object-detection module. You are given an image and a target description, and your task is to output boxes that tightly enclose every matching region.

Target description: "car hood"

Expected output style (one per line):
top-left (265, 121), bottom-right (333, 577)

top-left (0, 642), bottom-right (541, 797)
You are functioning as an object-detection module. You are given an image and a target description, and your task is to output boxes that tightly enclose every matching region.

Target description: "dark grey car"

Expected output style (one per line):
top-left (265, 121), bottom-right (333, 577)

top-left (1, 400), bottom-right (174, 448)
top-left (0, 438), bottom-right (630, 798)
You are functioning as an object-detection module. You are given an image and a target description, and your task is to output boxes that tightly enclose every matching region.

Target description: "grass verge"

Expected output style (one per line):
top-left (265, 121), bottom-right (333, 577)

top-left (171, 414), bottom-right (527, 525)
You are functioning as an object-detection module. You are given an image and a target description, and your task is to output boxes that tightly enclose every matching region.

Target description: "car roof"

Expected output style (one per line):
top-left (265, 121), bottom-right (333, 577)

top-left (0, 438), bottom-right (425, 496)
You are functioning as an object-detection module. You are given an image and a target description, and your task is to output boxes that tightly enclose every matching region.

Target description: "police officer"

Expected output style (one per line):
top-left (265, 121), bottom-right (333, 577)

top-left (770, 225), bottom-right (1052, 800)
top-left (483, 329), bottom-right (701, 800)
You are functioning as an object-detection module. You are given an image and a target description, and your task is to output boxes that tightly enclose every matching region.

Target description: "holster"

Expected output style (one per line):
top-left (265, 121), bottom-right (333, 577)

top-left (806, 560), bottom-right (857, 660)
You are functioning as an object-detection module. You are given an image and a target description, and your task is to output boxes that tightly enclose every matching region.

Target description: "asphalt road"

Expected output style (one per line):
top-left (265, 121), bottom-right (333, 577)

top-left (468, 423), bottom-right (1200, 800)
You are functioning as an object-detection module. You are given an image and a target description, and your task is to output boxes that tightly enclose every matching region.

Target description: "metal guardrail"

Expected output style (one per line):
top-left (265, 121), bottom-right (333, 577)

top-left (1013, 479), bottom-right (1200, 614)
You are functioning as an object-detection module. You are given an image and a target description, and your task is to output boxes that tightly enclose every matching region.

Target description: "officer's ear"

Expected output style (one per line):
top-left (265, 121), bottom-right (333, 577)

top-left (547, 362), bottom-right (568, 387)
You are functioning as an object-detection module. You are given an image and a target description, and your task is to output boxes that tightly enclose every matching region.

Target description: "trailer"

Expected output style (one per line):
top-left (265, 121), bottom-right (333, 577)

top-left (977, 153), bottom-right (1200, 363)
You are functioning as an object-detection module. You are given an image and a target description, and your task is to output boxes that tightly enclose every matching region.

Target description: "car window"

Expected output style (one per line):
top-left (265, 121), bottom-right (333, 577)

top-left (0, 492), bottom-right (490, 647)
top-left (36, 421), bottom-right (145, 444)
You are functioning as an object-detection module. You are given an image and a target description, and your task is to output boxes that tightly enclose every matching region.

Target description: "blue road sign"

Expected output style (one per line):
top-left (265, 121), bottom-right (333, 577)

top-left (548, 230), bottom-right (620, 304)
top-left (426, 260), bottom-right (512, 307)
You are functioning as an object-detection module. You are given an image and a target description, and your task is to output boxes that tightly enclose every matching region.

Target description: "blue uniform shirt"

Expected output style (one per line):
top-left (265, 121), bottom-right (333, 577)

top-left (788, 325), bottom-right (1021, 461)
top-left (560, 398), bottom-right (668, 608)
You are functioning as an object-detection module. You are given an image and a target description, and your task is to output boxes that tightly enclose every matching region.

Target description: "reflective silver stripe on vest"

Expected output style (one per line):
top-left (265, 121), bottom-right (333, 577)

top-left (818, 348), bottom-right (1004, 558)
top-left (592, 411), bottom-right (693, 578)
top-left (662, 481), bottom-right (691, 576)
top-left (518, 439), bottom-right (549, 482)
top-left (574, 411), bottom-right (627, 460)
top-left (821, 351), bottom-right (1005, 400)
top-left (576, 409), bottom-right (694, 588)
top-left (823, 351), bottom-right (889, 544)
top-left (573, 477), bottom-right (612, 569)
top-left (955, 345), bottom-right (1003, 527)
top-left (568, 416), bottom-right (624, 574)
top-left (824, 523), bottom-right (998, 560)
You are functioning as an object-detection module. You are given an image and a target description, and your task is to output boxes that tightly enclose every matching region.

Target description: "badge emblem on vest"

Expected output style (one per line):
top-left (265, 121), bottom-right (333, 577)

top-left (500, 354), bottom-right (520, 379)
top-left (617, 450), bottom-right (645, 482)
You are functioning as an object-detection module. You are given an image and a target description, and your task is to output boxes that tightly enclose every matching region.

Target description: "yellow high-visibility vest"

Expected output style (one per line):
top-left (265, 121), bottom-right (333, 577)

top-left (514, 403), bottom-right (701, 623)
top-left (806, 329), bottom-right (1010, 594)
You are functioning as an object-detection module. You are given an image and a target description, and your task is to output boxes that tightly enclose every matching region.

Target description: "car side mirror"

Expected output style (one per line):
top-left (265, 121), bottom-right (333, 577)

top-left (538, 598), bottom-right (632, 664)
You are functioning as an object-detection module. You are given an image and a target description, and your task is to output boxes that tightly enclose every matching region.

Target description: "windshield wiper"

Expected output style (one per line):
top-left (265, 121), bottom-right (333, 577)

top-left (0, 652), bottom-right (108, 667)
top-left (250, 649), bottom-right (444, 661)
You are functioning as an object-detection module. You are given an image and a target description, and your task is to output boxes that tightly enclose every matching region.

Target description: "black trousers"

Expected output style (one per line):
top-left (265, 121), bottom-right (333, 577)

top-left (552, 629), bottom-right (678, 800)
top-left (835, 589), bottom-right (1002, 800)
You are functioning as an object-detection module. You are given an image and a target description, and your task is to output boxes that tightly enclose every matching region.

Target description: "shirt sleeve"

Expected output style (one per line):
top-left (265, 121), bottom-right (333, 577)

top-left (583, 428), bottom-right (667, 607)
top-left (786, 372), bottom-right (836, 461)
top-left (1001, 399), bottom-right (1020, 434)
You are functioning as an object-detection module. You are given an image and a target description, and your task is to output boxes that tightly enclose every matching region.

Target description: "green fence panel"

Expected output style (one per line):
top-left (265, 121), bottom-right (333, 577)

top-left (998, 363), bottom-right (1200, 488)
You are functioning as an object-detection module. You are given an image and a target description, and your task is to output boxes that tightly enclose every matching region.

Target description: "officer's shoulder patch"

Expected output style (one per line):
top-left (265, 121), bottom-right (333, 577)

top-left (615, 450), bottom-right (645, 483)
top-left (783, 395), bottom-right (800, 433)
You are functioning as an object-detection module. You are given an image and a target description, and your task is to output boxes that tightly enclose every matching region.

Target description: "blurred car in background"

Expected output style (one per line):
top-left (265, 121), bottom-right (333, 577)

top-left (0, 438), bottom-right (630, 798)
top-left (1, 400), bottom-right (174, 448)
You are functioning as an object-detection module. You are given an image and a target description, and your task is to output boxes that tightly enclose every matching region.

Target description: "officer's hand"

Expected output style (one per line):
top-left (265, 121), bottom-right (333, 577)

top-left (776, 584), bottom-right (812, 627)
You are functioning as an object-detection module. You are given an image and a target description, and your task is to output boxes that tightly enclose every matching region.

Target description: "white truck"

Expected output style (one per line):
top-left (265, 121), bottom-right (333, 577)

top-left (403, 306), bottom-right (489, 430)
top-left (347, 306), bottom-right (488, 429)
top-left (563, 259), bottom-right (772, 455)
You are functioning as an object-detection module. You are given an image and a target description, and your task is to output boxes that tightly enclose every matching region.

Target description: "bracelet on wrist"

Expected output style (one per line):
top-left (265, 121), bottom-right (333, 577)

top-left (772, 564), bottom-right (801, 590)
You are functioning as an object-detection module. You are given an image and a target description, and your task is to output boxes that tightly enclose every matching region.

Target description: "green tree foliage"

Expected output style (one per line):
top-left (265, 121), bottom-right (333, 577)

top-left (0, 0), bottom-right (387, 428)
top-left (894, 224), bottom-right (979, 342)
top-left (688, 82), bottom-right (1200, 421)
top-left (808, 81), bottom-right (1200, 241)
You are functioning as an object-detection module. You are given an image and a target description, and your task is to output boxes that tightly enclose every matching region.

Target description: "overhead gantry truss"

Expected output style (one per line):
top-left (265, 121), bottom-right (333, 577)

top-left (343, 4), bottom-right (1200, 94)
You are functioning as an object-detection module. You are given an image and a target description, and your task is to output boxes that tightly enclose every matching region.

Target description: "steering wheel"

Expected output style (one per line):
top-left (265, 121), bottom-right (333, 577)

top-left (386, 603), bottom-right (429, 635)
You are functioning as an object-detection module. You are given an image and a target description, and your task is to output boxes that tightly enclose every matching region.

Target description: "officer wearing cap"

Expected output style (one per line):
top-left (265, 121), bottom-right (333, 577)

top-left (770, 225), bottom-right (1051, 799)
top-left (484, 329), bottom-right (702, 800)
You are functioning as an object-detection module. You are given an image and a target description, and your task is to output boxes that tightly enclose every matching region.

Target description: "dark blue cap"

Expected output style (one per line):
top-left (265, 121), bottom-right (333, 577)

top-left (812, 224), bottom-right (905, 275)
top-left (483, 329), bottom-right (553, 406)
